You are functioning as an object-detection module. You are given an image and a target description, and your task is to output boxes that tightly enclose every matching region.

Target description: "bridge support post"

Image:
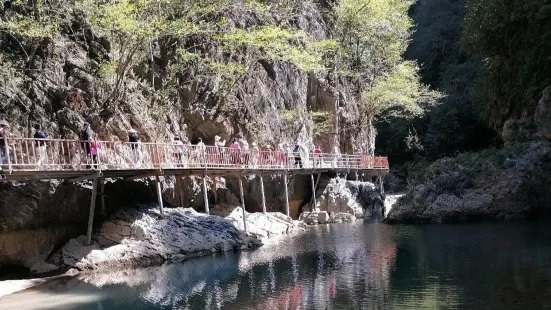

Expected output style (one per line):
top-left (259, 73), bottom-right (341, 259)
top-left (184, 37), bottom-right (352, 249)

top-left (86, 177), bottom-right (98, 245)
top-left (155, 176), bottom-right (165, 216)
top-left (260, 175), bottom-right (267, 214)
top-left (239, 175), bottom-right (247, 232)
top-left (379, 176), bottom-right (385, 195)
top-left (176, 176), bottom-right (184, 208)
top-left (203, 175), bottom-right (210, 214)
top-left (283, 174), bottom-right (290, 217)
top-left (100, 179), bottom-right (105, 217)
top-left (310, 174), bottom-right (317, 212)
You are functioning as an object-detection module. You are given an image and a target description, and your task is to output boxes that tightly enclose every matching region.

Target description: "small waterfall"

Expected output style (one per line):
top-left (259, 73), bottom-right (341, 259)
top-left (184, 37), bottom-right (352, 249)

top-left (383, 193), bottom-right (405, 218)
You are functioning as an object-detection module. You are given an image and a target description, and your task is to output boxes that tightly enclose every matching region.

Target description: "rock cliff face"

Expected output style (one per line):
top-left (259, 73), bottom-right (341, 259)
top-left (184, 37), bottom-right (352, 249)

top-left (0, 179), bottom-right (155, 273)
top-left (0, 1), bottom-right (356, 276)
top-left (0, 0), bottom-right (346, 150)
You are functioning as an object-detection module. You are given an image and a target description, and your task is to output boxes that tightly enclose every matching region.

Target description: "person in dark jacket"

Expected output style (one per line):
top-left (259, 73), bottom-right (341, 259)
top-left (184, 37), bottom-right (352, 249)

top-left (0, 119), bottom-right (10, 164)
top-left (293, 143), bottom-right (303, 168)
top-left (80, 122), bottom-right (93, 168)
top-left (128, 129), bottom-right (141, 166)
top-left (33, 124), bottom-right (48, 166)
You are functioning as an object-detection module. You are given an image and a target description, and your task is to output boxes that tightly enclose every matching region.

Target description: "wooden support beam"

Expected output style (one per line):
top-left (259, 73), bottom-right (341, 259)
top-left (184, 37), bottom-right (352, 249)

top-left (238, 174), bottom-right (247, 232)
top-left (203, 175), bottom-right (210, 214)
top-left (69, 171), bottom-right (100, 183)
top-left (260, 175), bottom-right (267, 214)
top-left (310, 174), bottom-right (317, 212)
top-left (283, 174), bottom-right (290, 217)
top-left (86, 178), bottom-right (98, 245)
top-left (100, 179), bottom-right (105, 218)
top-left (124, 171), bottom-right (160, 180)
top-left (312, 173), bottom-right (321, 211)
top-left (155, 176), bottom-right (164, 216)
top-left (379, 176), bottom-right (385, 195)
top-left (176, 176), bottom-right (184, 208)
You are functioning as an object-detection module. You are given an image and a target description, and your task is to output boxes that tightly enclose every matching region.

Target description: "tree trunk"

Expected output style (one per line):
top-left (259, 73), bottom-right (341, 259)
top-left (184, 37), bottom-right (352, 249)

top-left (366, 117), bottom-right (375, 156)
top-left (331, 92), bottom-right (340, 154)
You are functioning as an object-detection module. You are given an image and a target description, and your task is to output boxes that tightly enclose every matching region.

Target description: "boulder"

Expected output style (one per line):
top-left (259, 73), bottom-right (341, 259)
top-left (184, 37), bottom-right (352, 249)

top-left (386, 141), bottom-right (551, 224)
top-left (317, 178), bottom-right (383, 219)
top-left (58, 205), bottom-right (260, 271)
top-left (329, 212), bottom-right (356, 223)
top-left (317, 211), bottom-right (330, 224)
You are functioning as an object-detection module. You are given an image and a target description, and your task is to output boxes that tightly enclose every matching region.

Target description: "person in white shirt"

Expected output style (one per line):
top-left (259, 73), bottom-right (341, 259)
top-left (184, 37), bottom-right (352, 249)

top-left (196, 138), bottom-right (206, 166)
top-left (239, 137), bottom-right (250, 166)
top-left (172, 136), bottom-right (185, 167)
top-left (214, 135), bottom-right (226, 166)
top-left (250, 142), bottom-right (260, 167)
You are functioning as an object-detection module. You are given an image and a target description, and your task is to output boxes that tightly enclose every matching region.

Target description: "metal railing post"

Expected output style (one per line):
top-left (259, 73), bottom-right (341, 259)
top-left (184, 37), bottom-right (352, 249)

top-left (4, 129), bottom-right (12, 172)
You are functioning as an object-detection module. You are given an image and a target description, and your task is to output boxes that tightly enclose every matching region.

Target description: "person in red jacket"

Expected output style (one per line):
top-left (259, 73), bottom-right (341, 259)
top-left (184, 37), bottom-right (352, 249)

top-left (314, 146), bottom-right (322, 167)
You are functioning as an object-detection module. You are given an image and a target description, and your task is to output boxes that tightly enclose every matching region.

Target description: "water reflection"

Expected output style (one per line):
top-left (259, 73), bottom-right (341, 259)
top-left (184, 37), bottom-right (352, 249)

top-left (3, 221), bottom-right (551, 309)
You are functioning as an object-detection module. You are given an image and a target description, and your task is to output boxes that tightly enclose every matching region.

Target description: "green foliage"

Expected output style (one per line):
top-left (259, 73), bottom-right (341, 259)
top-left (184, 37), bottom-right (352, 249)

top-left (361, 61), bottom-right (440, 119)
top-left (0, 18), bottom-right (58, 38)
top-left (335, 0), bottom-right (413, 81)
top-left (217, 26), bottom-right (335, 72)
top-left (335, 0), bottom-right (437, 138)
top-left (376, 0), bottom-right (500, 168)
top-left (280, 110), bottom-right (331, 137)
top-left (208, 61), bottom-right (247, 78)
top-left (463, 0), bottom-right (551, 131)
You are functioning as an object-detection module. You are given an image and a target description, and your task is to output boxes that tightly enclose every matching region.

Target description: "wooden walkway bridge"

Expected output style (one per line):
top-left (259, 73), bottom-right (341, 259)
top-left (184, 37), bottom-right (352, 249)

top-left (0, 138), bottom-right (389, 243)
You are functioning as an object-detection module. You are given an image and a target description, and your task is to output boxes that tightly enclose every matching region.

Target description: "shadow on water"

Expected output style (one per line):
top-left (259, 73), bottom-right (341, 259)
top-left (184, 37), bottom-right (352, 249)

top-left (2, 221), bottom-right (551, 309)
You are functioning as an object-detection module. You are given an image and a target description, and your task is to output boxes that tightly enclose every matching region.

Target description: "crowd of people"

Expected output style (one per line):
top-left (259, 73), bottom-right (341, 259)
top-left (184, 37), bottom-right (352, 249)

top-left (0, 120), bottom-right (327, 169)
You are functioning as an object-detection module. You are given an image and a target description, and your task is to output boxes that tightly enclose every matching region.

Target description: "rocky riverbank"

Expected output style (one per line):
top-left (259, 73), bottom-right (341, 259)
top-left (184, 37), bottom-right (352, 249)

top-left (0, 177), bottom-right (387, 299)
top-left (52, 204), bottom-right (305, 273)
top-left (385, 141), bottom-right (551, 224)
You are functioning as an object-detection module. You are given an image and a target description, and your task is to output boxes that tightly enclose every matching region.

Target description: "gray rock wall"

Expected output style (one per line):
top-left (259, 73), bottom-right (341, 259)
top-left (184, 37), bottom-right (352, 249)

top-left (536, 85), bottom-right (551, 140)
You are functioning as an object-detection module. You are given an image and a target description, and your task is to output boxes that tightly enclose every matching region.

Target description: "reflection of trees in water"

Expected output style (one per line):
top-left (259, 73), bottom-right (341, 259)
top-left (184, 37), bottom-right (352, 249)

top-left (34, 222), bottom-right (551, 309)
top-left (69, 223), bottom-right (400, 309)
top-left (391, 222), bottom-right (551, 308)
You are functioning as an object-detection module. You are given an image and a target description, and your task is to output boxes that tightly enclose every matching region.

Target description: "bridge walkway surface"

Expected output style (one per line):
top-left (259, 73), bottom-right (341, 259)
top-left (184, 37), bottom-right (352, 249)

top-left (0, 138), bottom-right (389, 243)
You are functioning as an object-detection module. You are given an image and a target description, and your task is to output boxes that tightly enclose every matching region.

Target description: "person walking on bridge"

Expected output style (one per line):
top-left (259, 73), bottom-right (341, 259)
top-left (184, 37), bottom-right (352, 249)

top-left (314, 146), bottom-right (322, 167)
top-left (89, 133), bottom-right (102, 169)
top-left (239, 137), bottom-right (249, 167)
top-left (230, 138), bottom-right (241, 165)
top-left (172, 136), bottom-right (185, 167)
top-left (80, 122), bottom-right (93, 169)
top-left (0, 120), bottom-right (11, 164)
top-left (128, 129), bottom-right (141, 167)
top-left (214, 135), bottom-right (226, 166)
top-left (250, 142), bottom-right (260, 167)
top-left (284, 143), bottom-right (292, 168)
top-left (33, 124), bottom-right (48, 168)
top-left (196, 138), bottom-right (206, 167)
top-left (293, 143), bottom-right (303, 168)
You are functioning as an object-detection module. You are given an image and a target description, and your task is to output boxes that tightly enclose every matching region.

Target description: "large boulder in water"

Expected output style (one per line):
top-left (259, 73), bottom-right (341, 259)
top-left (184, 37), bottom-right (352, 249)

top-left (316, 178), bottom-right (383, 218)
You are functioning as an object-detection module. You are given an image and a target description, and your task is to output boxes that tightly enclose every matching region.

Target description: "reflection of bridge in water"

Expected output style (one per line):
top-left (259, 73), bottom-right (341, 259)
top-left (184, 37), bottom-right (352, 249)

top-left (0, 138), bottom-right (389, 243)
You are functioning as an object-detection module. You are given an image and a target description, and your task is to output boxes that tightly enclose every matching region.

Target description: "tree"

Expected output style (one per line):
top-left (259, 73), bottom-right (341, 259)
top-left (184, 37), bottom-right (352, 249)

top-left (334, 0), bottom-right (438, 155)
top-left (376, 0), bottom-right (500, 166)
top-left (464, 0), bottom-right (551, 133)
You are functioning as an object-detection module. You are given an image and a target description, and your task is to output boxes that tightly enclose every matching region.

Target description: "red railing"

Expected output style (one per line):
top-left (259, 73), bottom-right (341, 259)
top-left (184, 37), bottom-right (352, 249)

top-left (0, 138), bottom-right (389, 172)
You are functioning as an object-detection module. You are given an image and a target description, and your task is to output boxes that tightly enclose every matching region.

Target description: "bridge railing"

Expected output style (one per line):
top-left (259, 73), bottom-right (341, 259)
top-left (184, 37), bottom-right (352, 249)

top-left (0, 138), bottom-right (389, 172)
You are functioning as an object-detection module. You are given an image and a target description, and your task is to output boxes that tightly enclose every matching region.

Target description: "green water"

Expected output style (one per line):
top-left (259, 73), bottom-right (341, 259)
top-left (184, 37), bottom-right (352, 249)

top-left (2, 221), bottom-right (551, 309)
